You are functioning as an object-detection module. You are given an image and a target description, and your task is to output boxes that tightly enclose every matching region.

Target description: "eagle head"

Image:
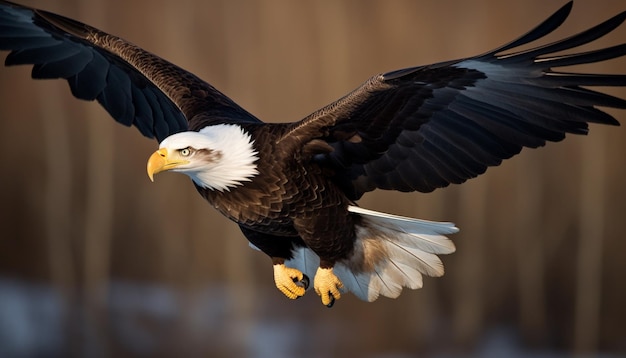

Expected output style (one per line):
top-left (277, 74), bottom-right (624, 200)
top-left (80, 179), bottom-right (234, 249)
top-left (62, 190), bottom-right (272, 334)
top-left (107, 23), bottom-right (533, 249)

top-left (146, 124), bottom-right (259, 191)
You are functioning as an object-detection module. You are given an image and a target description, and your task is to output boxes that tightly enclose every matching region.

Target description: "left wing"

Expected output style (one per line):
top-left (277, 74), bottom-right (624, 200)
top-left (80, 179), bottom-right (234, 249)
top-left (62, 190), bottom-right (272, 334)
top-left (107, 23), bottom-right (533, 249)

top-left (285, 2), bottom-right (626, 199)
top-left (0, 1), bottom-right (260, 142)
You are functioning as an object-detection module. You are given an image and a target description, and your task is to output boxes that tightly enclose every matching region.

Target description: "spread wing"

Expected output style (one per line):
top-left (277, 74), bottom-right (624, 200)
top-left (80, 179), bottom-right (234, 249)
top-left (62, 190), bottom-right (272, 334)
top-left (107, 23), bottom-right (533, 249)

top-left (0, 1), bottom-right (260, 142)
top-left (288, 2), bottom-right (626, 199)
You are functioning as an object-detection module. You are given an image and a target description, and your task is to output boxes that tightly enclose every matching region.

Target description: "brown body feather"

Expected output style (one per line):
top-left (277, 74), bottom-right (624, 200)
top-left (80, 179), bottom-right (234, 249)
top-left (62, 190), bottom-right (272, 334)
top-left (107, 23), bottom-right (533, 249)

top-left (195, 123), bottom-right (358, 266)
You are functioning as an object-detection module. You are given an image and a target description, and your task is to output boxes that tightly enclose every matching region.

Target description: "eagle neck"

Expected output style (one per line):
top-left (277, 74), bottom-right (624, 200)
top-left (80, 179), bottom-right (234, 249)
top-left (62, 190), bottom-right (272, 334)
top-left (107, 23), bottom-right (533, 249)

top-left (190, 124), bottom-right (260, 191)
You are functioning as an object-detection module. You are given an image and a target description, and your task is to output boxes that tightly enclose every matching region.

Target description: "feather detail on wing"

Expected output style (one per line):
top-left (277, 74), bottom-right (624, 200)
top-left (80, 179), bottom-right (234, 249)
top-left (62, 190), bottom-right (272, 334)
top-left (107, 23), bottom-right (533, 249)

top-left (288, 2), bottom-right (625, 199)
top-left (0, 1), bottom-right (260, 141)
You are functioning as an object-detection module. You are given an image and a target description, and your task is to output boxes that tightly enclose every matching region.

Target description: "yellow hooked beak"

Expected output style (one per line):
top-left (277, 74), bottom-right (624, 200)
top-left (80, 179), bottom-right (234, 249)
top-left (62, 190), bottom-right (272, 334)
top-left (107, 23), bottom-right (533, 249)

top-left (146, 148), bottom-right (190, 182)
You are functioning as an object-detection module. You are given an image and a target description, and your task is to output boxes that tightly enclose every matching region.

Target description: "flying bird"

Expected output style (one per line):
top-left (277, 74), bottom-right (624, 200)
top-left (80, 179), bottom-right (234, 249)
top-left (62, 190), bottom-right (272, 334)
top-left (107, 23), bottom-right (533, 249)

top-left (0, 1), bottom-right (625, 307)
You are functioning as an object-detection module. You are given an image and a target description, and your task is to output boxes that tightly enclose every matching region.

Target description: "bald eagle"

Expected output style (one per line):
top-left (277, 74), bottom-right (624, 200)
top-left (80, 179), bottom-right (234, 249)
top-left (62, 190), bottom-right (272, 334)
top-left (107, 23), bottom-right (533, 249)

top-left (1, 1), bottom-right (624, 307)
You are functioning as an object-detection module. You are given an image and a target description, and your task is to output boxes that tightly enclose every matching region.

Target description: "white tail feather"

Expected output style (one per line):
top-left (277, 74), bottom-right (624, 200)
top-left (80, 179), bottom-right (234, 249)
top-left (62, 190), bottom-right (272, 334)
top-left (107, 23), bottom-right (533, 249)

top-left (338, 206), bottom-right (458, 301)
top-left (348, 206), bottom-right (457, 254)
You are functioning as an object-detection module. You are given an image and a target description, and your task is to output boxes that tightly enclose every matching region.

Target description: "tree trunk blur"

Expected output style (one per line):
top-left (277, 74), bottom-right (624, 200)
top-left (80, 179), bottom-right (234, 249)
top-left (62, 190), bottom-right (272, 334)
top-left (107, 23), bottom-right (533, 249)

top-left (574, 130), bottom-right (607, 352)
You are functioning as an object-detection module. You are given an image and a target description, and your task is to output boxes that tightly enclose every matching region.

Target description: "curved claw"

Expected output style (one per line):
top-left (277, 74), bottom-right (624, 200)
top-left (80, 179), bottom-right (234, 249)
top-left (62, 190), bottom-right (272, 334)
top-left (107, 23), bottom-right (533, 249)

top-left (293, 273), bottom-right (310, 290)
top-left (326, 295), bottom-right (335, 308)
top-left (313, 267), bottom-right (343, 307)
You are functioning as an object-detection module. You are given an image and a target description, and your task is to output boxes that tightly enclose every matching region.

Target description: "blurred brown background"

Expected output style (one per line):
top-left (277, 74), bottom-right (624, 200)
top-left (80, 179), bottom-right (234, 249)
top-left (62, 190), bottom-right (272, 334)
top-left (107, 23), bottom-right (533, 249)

top-left (0, 0), bottom-right (625, 357)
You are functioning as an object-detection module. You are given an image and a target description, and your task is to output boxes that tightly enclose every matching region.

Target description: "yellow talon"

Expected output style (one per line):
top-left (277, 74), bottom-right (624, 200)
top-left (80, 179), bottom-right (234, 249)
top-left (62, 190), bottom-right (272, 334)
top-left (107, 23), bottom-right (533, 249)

top-left (314, 267), bottom-right (344, 307)
top-left (273, 264), bottom-right (307, 300)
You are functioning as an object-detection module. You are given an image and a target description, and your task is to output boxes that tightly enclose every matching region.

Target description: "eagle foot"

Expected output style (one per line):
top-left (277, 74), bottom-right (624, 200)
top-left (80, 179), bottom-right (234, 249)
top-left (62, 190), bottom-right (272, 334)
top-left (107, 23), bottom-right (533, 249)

top-left (273, 264), bottom-right (307, 300)
top-left (314, 267), bottom-right (344, 308)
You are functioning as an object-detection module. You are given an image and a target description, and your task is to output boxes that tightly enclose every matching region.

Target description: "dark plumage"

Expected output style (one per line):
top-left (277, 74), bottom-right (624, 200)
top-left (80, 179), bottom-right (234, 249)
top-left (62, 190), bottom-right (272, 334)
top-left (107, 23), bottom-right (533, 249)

top-left (1, 1), bottom-right (624, 306)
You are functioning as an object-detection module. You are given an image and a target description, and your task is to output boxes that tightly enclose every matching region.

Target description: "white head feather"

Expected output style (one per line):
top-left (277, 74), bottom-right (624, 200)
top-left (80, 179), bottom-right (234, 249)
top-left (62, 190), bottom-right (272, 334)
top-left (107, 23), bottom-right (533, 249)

top-left (159, 124), bottom-right (259, 191)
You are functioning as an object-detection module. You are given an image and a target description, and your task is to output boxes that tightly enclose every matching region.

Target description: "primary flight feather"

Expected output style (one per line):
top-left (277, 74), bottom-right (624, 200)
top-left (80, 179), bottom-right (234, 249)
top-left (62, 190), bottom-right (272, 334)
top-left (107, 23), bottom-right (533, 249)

top-left (0, 1), bottom-right (624, 307)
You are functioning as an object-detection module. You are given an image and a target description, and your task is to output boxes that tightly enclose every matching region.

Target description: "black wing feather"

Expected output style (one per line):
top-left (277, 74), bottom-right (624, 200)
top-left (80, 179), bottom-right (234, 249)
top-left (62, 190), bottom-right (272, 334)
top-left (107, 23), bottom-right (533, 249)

top-left (479, 1), bottom-right (573, 55)
top-left (289, 2), bottom-right (625, 198)
top-left (67, 50), bottom-right (109, 100)
top-left (0, 1), bottom-right (260, 142)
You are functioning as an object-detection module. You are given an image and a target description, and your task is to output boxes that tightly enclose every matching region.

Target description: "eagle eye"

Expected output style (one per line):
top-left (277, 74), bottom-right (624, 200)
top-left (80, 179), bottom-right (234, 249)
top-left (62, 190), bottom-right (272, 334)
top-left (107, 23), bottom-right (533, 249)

top-left (179, 147), bottom-right (192, 156)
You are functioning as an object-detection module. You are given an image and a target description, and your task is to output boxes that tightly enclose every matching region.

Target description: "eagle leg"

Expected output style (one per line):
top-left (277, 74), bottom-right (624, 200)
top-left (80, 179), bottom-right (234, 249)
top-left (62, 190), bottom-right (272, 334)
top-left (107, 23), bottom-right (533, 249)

top-left (273, 263), bottom-right (308, 300)
top-left (314, 267), bottom-right (344, 308)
